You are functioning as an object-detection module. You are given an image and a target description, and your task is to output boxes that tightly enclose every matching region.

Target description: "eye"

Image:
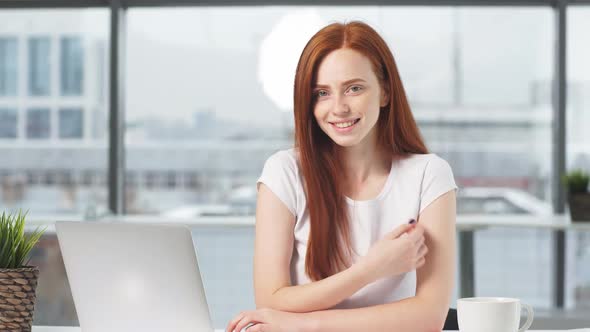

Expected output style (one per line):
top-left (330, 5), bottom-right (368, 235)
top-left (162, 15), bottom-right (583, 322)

top-left (348, 85), bottom-right (363, 93)
top-left (316, 90), bottom-right (328, 97)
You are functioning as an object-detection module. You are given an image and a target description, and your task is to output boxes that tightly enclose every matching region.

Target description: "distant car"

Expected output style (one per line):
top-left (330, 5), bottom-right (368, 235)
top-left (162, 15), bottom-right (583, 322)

top-left (161, 204), bottom-right (234, 218)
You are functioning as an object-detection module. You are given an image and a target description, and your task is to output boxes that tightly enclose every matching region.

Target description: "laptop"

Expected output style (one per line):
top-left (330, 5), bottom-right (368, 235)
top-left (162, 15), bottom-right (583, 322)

top-left (56, 221), bottom-right (215, 332)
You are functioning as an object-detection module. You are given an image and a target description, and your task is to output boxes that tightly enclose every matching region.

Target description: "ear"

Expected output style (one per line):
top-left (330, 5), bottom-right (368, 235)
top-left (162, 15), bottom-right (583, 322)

top-left (380, 86), bottom-right (390, 108)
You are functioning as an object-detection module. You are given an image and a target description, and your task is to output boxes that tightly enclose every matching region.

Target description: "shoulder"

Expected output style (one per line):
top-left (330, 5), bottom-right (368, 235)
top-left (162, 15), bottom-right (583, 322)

top-left (396, 154), bottom-right (457, 213)
top-left (395, 153), bottom-right (456, 190)
top-left (264, 148), bottom-right (300, 174)
top-left (396, 153), bottom-right (452, 174)
top-left (260, 148), bottom-right (302, 187)
top-left (258, 148), bottom-right (301, 216)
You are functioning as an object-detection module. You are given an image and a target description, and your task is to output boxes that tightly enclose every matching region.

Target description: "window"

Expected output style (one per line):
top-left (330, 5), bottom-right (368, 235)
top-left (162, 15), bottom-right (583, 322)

top-left (1, 4), bottom-right (580, 328)
top-left (567, 6), bottom-right (590, 310)
top-left (126, 7), bottom-right (553, 217)
top-left (29, 37), bottom-right (51, 96)
top-left (0, 37), bottom-right (18, 96)
top-left (60, 36), bottom-right (84, 96)
top-left (2, 17), bottom-right (110, 319)
top-left (127, 7), bottom-right (554, 326)
top-left (0, 108), bottom-right (18, 138)
top-left (81, 170), bottom-right (94, 186)
top-left (165, 171), bottom-right (177, 188)
top-left (126, 171), bottom-right (138, 186)
top-left (184, 171), bottom-right (200, 189)
top-left (0, 8), bottom-right (109, 224)
top-left (59, 108), bottom-right (83, 138)
top-left (56, 170), bottom-right (74, 185)
top-left (145, 171), bottom-right (158, 189)
top-left (26, 108), bottom-right (51, 139)
top-left (42, 170), bottom-right (56, 185)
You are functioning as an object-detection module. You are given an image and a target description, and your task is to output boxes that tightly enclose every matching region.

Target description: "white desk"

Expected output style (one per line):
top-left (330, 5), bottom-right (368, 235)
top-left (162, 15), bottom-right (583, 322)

top-left (32, 329), bottom-right (226, 332)
top-left (30, 327), bottom-right (590, 332)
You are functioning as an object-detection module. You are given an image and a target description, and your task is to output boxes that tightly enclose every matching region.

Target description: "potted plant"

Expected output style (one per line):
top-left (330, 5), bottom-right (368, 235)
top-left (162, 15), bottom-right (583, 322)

top-left (563, 169), bottom-right (590, 222)
top-left (0, 210), bottom-right (46, 331)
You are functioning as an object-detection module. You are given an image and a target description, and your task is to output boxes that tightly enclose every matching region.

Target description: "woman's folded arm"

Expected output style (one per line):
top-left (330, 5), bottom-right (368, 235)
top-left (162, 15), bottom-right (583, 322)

top-left (254, 184), bottom-right (372, 312)
top-left (305, 190), bottom-right (457, 332)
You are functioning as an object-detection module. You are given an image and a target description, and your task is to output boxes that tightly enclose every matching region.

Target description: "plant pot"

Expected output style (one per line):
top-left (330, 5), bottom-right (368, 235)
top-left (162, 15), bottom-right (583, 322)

top-left (568, 192), bottom-right (590, 222)
top-left (0, 266), bottom-right (39, 331)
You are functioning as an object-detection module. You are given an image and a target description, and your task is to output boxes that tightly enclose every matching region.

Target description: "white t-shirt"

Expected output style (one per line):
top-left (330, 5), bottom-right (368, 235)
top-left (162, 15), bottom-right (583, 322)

top-left (256, 148), bottom-right (458, 309)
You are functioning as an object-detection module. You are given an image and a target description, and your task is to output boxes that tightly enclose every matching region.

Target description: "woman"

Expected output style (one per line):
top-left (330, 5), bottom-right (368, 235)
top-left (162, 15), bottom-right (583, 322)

top-left (227, 21), bottom-right (457, 332)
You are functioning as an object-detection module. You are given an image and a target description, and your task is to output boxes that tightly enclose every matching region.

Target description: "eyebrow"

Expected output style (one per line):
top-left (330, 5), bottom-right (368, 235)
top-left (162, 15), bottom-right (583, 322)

top-left (313, 78), bottom-right (367, 89)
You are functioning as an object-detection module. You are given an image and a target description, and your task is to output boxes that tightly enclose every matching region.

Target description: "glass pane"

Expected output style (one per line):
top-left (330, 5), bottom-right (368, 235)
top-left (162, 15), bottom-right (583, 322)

top-left (0, 8), bottom-right (109, 327)
top-left (0, 37), bottom-right (18, 96)
top-left (127, 7), bottom-right (553, 216)
top-left (0, 108), bottom-right (18, 138)
top-left (128, 7), bottom-right (554, 326)
top-left (26, 108), bottom-right (51, 139)
top-left (29, 36), bottom-right (51, 96)
top-left (60, 36), bottom-right (84, 96)
top-left (59, 107), bottom-right (84, 138)
top-left (567, 7), bottom-right (590, 310)
top-left (475, 228), bottom-right (552, 306)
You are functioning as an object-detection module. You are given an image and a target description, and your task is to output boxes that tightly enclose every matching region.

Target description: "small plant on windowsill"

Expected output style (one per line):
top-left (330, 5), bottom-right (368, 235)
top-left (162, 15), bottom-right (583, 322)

top-left (0, 210), bottom-right (46, 331)
top-left (562, 169), bottom-right (590, 222)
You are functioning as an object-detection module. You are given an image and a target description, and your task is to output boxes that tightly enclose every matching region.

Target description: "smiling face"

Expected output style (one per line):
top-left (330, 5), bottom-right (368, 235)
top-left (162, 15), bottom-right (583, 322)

top-left (313, 48), bottom-right (388, 149)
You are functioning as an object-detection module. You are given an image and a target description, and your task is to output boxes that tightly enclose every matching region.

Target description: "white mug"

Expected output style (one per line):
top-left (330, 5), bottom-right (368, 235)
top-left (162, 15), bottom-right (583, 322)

top-left (457, 297), bottom-right (534, 332)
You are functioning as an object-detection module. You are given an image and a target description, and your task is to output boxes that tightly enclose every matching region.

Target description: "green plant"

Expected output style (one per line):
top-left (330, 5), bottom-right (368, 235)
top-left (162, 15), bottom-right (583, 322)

top-left (562, 169), bottom-right (590, 194)
top-left (0, 210), bottom-right (46, 269)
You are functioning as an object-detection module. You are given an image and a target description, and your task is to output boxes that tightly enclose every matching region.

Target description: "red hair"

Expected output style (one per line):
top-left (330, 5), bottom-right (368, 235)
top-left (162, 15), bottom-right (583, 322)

top-left (293, 21), bottom-right (428, 281)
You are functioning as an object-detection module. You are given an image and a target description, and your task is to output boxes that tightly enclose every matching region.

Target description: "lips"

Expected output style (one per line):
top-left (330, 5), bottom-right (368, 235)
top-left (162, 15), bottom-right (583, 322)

top-left (329, 118), bottom-right (361, 133)
top-left (329, 118), bottom-right (360, 125)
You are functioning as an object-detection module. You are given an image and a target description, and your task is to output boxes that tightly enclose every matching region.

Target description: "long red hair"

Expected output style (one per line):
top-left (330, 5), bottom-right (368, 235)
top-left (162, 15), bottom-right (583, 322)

top-left (293, 21), bottom-right (428, 281)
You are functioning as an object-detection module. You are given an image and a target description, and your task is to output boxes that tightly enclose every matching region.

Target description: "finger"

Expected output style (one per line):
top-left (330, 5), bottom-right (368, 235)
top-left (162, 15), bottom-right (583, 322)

top-left (388, 223), bottom-right (414, 239)
top-left (415, 234), bottom-right (425, 248)
top-left (248, 323), bottom-right (268, 332)
top-left (234, 317), bottom-right (254, 332)
top-left (417, 243), bottom-right (428, 258)
top-left (416, 256), bottom-right (426, 268)
top-left (234, 312), bottom-right (264, 332)
top-left (407, 224), bottom-right (424, 242)
top-left (227, 312), bottom-right (246, 332)
top-left (244, 323), bottom-right (259, 331)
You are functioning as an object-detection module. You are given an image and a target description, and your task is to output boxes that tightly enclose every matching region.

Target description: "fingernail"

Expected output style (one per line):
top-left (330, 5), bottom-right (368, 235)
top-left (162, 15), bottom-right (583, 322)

top-left (408, 219), bottom-right (416, 224)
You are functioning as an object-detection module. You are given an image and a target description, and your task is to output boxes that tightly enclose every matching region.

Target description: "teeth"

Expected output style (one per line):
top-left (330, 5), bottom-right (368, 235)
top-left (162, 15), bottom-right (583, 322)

top-left (334, 120), bottom-right (356, 128)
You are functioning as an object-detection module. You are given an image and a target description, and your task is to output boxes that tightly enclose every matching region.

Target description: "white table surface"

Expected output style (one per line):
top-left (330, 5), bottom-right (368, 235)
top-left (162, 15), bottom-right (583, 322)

top-left (30, 327), bottom-right (590, 332)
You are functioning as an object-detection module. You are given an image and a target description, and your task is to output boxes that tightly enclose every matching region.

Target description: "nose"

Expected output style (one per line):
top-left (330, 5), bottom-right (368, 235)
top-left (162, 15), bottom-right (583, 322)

top-left (332, 94), bottom-right (351, 115)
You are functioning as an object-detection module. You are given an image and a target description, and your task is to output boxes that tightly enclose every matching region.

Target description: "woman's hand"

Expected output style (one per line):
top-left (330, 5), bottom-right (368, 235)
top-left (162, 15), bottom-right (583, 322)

top-left (357, 222), bottom-right (427, 283)
top-left (226, 308), bottom-right (314, 332)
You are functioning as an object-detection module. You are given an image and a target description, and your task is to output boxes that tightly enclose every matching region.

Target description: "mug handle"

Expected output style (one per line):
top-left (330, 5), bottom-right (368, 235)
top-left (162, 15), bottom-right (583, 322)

top-left (518, 303), bottom-right (534, 332)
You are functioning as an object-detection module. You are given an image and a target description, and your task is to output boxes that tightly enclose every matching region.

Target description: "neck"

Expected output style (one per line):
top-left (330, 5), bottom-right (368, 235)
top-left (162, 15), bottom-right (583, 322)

top-left (337, 132), bottom-right (390, 186)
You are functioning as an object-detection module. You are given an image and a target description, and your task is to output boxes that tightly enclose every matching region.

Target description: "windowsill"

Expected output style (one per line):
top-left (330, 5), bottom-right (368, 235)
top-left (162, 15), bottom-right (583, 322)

top-left (23, 213), bottom-right (590, 233)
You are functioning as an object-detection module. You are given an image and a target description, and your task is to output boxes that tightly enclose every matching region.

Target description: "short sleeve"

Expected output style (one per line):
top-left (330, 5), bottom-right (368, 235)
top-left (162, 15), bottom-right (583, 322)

top-left (419, 155), bottom-right (458, 214)
top-left (256, 151), bottom-right (298, 217)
